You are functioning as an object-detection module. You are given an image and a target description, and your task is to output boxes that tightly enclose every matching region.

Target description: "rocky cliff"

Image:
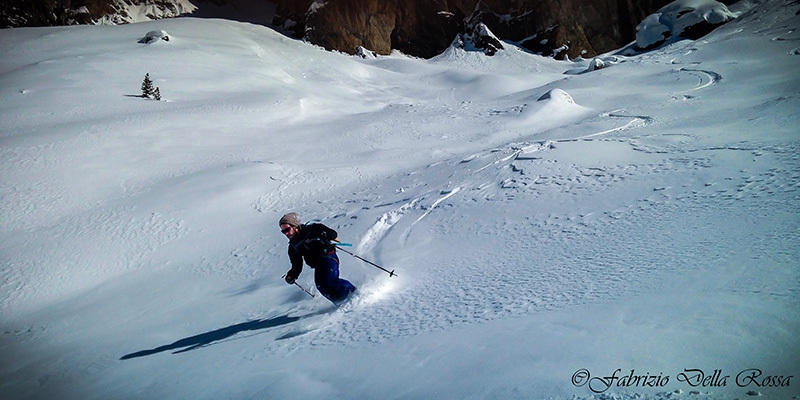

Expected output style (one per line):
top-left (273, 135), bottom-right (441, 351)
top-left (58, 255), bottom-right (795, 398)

top-left (2, 0), bottom-right (736, 60)
top-left (1, 0), bottom-right (111, 26)
top-left (272, 0), bottom-right (686, 59)
top-left (1, 0), bottom-right (201, 27)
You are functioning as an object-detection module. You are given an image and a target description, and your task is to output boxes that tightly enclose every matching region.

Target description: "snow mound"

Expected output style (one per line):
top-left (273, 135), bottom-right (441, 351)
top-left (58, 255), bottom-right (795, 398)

top-left (537, 88), bottom-right (576, 104)
top-left (138, 30), bottom-right (170, 44)
top-left (636, 0), bottom-right (736, 50)
top-left (502, 88), bottom-right (590, 130)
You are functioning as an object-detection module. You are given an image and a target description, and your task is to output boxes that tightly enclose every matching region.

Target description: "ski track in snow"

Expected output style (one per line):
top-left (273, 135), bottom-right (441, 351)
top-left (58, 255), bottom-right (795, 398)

top-left (265, 135), bottom-right (800, 349)
top-left (677, 67), bottom-right (722, 92)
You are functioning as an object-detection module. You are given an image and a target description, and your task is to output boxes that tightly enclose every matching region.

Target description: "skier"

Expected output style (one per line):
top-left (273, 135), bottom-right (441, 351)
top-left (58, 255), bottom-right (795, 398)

top-left (279, 212), bottom-right (356, 304)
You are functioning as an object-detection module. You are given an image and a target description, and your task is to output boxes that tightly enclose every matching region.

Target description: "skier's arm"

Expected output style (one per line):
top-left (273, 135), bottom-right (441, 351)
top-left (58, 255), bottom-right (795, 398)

top-left (285, 246), bottom-right (303, 283)
top-left (324, 225), bottom-right (338, 241)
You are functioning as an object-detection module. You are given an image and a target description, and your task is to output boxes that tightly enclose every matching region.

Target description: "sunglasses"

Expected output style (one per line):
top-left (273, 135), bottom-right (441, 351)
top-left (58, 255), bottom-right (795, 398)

top-left (281, 227), bottom-right (292, 234)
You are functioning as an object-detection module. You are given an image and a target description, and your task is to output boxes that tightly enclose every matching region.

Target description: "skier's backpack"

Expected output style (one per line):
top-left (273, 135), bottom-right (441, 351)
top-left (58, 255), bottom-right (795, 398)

top-left (302, 223), bottom-right (337, 255)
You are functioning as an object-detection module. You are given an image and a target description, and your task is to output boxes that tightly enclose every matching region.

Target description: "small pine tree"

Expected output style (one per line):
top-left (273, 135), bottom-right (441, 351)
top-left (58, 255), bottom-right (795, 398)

top-left (153, 87), bottom-right (161, 101)
top-left (141, 73), bottom-right (155, 99)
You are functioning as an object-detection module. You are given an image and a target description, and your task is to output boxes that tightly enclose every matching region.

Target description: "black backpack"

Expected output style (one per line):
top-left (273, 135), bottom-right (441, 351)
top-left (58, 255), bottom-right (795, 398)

top-left (301, 223), bottom-right (337, 255)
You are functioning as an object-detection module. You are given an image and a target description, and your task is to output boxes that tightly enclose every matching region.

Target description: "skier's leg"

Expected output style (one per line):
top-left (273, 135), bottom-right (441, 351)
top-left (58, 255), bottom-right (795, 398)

top-left (314, 254), bottom-right (355, 303)
top-left (329, 253), bottom-right (356, 298)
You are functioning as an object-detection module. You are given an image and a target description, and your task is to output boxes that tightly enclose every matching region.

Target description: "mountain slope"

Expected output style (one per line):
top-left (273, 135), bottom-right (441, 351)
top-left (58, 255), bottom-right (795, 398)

top-left (0, 0), bottom-right (798, 399)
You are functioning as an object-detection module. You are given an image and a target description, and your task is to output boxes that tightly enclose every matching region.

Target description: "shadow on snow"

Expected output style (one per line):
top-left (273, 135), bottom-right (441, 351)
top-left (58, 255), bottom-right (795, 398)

top-left (120, 309), bottom-right (328, 360)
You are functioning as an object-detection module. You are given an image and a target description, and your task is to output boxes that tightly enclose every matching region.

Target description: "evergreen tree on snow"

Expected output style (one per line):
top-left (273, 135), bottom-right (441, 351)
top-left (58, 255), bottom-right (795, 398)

top-left (153, 87), bottom-right (161, 101)
top-left (141, 73), bottom-right (155, 99)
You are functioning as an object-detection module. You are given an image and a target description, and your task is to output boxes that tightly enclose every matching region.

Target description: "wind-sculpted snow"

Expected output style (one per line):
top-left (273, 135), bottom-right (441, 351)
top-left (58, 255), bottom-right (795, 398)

top-left (1, 2), bottom-right (799, 399)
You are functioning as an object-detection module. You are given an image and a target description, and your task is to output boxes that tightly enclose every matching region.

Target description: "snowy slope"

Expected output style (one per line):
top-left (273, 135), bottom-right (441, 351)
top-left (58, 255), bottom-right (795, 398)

top-left (1, 0), bottom-right (798, 399)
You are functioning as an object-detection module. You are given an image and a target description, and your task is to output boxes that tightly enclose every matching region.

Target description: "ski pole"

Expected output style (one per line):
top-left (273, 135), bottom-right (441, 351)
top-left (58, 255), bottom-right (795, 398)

top-left (283, 275), bottom-right (315, 297)
top-left (335, 245), bottom-right (396, 277)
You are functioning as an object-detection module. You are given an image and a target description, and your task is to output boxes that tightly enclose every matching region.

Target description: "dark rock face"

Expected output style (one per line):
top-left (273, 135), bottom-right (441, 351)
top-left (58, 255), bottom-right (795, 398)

top-left (305, 1), bottom-right (401, 56)
top-left (272, 0), bottom-right (684, 59)
top-left (0, 0), bottom-right (188, 27)
top-left (2, 0), bottom-right (736, 59)
top-left (1, 0), bottom-right (113, 27)
top-left (273, 0), bottom-right (465, 58)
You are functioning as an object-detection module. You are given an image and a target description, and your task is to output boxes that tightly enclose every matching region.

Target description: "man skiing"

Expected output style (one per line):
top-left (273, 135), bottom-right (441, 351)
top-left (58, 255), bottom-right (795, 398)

top-left (279, 212), bottom-right (356, 304)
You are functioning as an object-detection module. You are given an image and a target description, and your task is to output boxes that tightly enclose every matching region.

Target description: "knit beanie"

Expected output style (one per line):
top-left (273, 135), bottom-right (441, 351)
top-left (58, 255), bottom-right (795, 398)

top-left (279, 212), bottom-right (301, 227)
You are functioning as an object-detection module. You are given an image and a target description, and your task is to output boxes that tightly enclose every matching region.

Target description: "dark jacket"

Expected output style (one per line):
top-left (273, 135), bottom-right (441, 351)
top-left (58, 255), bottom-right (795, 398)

top-left (287, 223), bottom-right (338, 278)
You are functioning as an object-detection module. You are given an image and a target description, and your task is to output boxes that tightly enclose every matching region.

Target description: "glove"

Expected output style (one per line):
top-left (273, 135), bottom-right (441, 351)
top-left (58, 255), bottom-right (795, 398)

top-left (285, 274), bottom-right (296, 284)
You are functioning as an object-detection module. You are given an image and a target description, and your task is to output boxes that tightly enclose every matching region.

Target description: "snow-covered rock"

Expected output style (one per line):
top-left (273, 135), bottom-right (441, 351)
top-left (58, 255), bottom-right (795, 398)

top-left (451, 20), bottom-right (505, 56)
top-left (635, 0), bottom-right (736, 50)
top-left (98, 0), bottom-right (198, 25)
top-left (139, 30), bottom-right (171, 44)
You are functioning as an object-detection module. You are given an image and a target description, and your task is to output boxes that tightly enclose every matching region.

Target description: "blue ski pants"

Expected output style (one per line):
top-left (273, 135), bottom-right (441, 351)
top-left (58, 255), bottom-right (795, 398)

top-left (314, 253), bottom-right (356, 303)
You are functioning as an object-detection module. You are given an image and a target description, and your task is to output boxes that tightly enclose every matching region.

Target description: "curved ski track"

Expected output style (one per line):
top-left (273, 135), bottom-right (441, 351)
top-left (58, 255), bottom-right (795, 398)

top-left (262, 135), bottom-right (800, 351)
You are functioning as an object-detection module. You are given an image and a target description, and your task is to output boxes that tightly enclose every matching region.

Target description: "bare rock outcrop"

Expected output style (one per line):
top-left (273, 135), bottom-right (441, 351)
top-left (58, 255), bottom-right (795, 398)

top-left (2, 0), bottom-right (737, 60)
top-left (272, 0), bottom-right (686, 59)
top-left (273, 0), bottom-right (466, 58)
